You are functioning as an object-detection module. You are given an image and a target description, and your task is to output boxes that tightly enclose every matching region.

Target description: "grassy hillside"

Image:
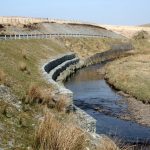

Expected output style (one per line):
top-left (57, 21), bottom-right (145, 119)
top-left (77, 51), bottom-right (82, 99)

top-left (0, 39), bottom-right (68, 98)
top-left (105, 38), bottom-right (150, 103)
top-left (0, 37), bottom-right (123, 149)
top-left (0, 37), bottom-right (123, 99)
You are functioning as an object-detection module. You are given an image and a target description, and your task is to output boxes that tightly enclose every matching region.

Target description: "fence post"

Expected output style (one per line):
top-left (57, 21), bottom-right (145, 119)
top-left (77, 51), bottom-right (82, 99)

top-left (5, 35), bottom-right (6, 40)
top-left (15, 34), bottom-right (16, 40)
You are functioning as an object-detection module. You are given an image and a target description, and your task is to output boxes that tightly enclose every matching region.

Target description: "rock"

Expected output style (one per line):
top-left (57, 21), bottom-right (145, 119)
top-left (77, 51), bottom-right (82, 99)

top-left (94, 107), bottom-right (101, 112)
top-left (3, 105), bottom-right (18, 118)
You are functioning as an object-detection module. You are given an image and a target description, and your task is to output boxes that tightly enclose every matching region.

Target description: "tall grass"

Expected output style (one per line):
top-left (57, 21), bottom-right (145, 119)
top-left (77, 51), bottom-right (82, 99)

top-left (26, 83), bottom-right (52, 104)
top-left (34, 111), bottom-right (85, 150)
top-left (55, 95), bottom-right (70, 112)
top-left (96, 136), bottom-right (119, 150)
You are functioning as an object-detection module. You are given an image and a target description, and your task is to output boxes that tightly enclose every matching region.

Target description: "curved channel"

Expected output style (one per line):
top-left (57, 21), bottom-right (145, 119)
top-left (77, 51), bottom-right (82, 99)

top-left (65, 63), bottom-right (150, 148)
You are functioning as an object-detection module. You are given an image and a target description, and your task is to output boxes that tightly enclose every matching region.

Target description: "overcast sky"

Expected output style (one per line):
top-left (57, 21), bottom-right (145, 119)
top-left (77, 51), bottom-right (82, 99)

top-left (1, 0), bottom-right (150, 25)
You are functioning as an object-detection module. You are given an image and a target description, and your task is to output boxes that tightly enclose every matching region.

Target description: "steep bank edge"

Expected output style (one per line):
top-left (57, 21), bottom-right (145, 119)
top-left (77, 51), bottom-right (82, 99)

top-left (41, 52), bottom-right (96, 133)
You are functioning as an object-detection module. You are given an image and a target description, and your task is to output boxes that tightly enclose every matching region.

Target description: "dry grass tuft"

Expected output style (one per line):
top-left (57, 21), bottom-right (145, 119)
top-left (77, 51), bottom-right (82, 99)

top-left (22, 50), bottom-right (28, 60)
top-left (26, 83), bottom-right (69, 112)
top-left (26, 83), bottom-right (53, 105)
top-left (26, 83), bottom-right (41, 104)
top-left (34, 111), bottom-right (85, 150)
top-left (0, 69), bottom-right (6, 83)
top-left (55, 95), bottom-right (70, 112)
top-left (133, 30), bottom-right (149, 40)
top-left (19, 62), bottom-right (27, 72)
top-left (40, 88), bottom-right (53, 105)
top-left (96, 136), bottom-right (119, 150)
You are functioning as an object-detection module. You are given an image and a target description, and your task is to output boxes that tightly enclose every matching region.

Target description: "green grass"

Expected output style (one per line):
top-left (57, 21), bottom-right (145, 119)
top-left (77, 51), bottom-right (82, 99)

top-left (0, 39), bottom-right (68, 98)
top-left (0, 37), bottom-right (124, 149)
top-left (105, 39), bottom-right (150, 102)
top-left (57, 37), bottom-right (123, 59)
top-left (0, 37), bottom-right (122, 99)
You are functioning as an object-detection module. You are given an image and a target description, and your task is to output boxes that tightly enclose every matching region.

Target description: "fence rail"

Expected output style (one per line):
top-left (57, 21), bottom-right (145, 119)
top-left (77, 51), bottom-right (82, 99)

top-left (0, 33), bottom-right (109, 40)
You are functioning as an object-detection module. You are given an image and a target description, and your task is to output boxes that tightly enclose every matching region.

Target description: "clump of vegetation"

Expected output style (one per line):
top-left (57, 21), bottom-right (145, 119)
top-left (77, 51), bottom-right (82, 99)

top-left (26, 83), bottom-right (70, 112)
top-left (55, 95), bottom-right (70, 112)
top-left (25, 83), bottom-right (52, 104)
top-left (26, 83), bottom-right (42, 103)
top-left (96, 136), bottom-right (119, 150)
top-left (22, 49), bottom-right (28, 60)
top-left (34, 111), bottom-right (85, 150)
top-left (133, 30), bottom-right (149, 40)
top-left (0, 24), bottom-right (5, 29)
top-left (19, 61), bottom-right (27, 72)
top-left (0, 69), bottom-right (6, 84)
top-left (23, 23), bottom-right (39, 30)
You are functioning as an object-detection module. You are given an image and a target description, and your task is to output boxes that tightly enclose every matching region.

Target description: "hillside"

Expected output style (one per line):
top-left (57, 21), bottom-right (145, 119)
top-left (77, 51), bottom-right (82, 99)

top-left (0, 35), bottom-right (124, 149)
top-left (0, 17), bottom-right (124, 39)
top-left (101, 24), bottom-right (150, 38)
top-left (140, 24), bottom-right (150, 27)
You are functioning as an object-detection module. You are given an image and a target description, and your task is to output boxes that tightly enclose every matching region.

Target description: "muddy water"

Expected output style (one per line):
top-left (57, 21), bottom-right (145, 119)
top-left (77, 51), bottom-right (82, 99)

top-left (65, 64), bottom-right (150, 149)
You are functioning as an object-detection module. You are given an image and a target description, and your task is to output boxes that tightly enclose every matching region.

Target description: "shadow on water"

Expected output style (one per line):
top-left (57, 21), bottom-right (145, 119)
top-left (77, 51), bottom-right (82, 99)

top-left (65, 63), bottom-right (150, 149)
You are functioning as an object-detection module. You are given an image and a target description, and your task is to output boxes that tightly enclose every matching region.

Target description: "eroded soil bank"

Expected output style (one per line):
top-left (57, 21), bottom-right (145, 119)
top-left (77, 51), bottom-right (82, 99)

top-left (65, 63), bottom-right (150, 149)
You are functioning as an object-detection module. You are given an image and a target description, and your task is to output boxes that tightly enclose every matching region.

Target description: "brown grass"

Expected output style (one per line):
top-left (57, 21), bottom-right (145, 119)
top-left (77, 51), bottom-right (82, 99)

top-left (96, 136), bottom-right (119, 150)
top-left (34, 111), bottom-right (85, 150)
top-left (55, 95), bottom-right (70, 112)
top-left (105, 39), bottom-right (150, 102)
top-left (0, 69), bottom-right (6, 83)
top-left (40, 88), bottom-right (53, 105)
top-left (19, 62), bottom-right (27, 72)
top-left (22, 50), bottom-right (28, 60)
top-left (26, 83), bottom-right (54, 106)
top-left (26, 83), bottom-right (41, 103)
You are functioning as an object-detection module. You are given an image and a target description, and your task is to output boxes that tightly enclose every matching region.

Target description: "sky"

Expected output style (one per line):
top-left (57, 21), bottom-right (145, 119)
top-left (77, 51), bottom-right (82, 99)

top-left (1, 0), bottom-right (150, 25)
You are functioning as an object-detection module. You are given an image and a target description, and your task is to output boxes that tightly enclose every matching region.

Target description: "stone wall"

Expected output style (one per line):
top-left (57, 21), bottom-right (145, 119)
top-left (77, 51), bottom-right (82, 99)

top-left (85, 43), bottom-right (134, 66)
top-left (42, 53), bottom-right (96, 133)
top-left (44, 53), bottom-right (76, 73)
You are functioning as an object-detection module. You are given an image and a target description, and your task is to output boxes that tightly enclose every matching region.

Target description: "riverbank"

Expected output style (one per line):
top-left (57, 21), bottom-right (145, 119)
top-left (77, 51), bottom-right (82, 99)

top-left (105, 38), bottom-right (150, 103)
top-left (103, 36), bottom-right (150, 127)
top-left (65, 63), bottom-right (150, 149)
top-left (0, 37), bottom-right (123, 149)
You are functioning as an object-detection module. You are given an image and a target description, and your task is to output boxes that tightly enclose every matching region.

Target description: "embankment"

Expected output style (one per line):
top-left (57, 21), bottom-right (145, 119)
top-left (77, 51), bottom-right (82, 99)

top-left (42, 52), bottom-right (96, 133)
top-left (85, 42), bottom-right (134, 66)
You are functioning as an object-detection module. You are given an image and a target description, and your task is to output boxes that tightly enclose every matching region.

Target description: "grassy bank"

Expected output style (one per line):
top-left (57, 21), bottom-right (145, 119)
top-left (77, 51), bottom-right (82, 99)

top-left (105, 38), bottom-right (150, 103)
top-left (0, 39), bottom-right (68, 98)
top-left (0, 37), bottom-right (122, 99)
top-left (0, 37), bottom-right (122, 149)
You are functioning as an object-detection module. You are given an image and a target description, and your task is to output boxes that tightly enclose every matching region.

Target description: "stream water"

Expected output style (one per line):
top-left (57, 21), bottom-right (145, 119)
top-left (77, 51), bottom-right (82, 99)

top-left (65, 64), bottom-right (150, 149)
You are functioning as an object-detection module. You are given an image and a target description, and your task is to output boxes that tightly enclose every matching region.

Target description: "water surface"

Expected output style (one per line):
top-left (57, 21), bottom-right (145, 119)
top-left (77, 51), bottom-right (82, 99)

top-left (65, 64), bottom-right (150, 147)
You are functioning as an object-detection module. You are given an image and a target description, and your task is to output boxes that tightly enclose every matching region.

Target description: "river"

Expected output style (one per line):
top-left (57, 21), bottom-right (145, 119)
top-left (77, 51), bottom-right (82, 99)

top-left (65, 63), bottom-right (150, 150)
